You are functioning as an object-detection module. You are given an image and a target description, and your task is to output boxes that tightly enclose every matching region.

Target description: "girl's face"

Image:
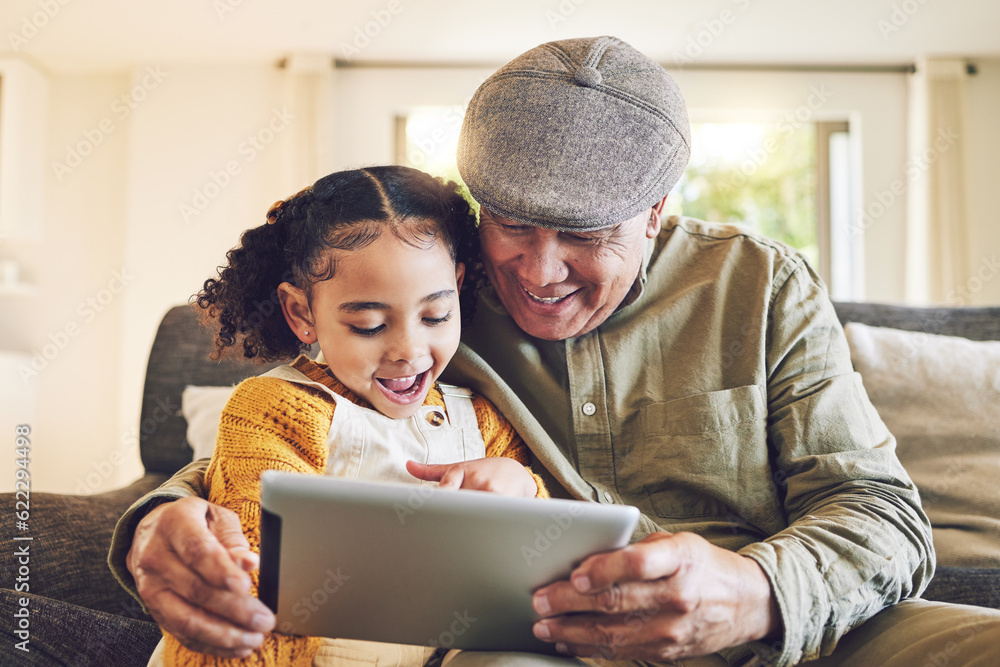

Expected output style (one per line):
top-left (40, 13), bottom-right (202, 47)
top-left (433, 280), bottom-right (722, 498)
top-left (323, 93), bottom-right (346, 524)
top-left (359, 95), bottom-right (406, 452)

top-left (279, 228), bottom-right (464, 419)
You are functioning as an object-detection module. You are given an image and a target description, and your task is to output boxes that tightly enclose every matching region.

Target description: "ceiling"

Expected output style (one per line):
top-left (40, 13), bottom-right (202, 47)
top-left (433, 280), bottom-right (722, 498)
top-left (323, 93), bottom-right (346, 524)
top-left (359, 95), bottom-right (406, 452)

top-left (3, 0), bottom-right (1000, 72)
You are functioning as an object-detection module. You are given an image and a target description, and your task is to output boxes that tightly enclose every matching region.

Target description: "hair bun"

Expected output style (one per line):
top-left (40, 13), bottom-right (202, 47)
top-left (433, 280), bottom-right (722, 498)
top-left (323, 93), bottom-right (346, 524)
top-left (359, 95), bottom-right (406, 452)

top-left (265, 200), bottom-right (285, 224)
top-left (265, 186), bottom-right (315, 225)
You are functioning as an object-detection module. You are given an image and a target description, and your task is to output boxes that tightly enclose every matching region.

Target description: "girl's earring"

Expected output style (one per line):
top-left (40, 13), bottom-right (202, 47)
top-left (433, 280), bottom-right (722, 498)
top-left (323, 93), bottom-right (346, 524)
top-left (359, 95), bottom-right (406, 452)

top-left (304, 330), bottom-right (309, 336)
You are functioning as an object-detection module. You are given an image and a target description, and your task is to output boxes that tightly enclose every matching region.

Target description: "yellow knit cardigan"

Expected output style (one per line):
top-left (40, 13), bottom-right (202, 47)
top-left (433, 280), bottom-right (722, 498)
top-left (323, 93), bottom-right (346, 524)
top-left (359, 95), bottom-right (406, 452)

top-left (163, 355), bottom-right (547, 666)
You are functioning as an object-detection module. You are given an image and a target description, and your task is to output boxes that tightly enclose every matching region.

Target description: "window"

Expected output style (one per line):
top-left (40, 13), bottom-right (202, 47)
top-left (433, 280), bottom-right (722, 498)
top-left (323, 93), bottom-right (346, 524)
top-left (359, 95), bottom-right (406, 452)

top-left (663, 119), bottom-right (858, 294)
top-left (395, 106), bottom-right (466, 186)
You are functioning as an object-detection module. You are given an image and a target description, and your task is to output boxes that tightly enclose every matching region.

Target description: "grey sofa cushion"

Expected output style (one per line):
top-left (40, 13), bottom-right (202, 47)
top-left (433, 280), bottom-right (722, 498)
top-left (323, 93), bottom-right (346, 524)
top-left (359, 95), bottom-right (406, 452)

top-left (0, 475), bottom-right (165, 618)
top-left (0, 589), bottom-right (161, 666)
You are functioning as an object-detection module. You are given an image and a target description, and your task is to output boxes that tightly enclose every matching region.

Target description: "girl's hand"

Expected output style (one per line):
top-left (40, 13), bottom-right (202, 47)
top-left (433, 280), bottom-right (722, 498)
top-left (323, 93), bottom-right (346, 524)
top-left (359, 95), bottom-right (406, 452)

top-left (406, 458), bottom-right (539, 498)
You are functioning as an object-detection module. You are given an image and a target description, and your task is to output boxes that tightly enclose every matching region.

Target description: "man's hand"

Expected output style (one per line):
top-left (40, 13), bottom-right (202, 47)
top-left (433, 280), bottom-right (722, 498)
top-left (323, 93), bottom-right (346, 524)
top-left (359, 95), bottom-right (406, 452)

top-left (406, 458), bottom-right (539, 497)
top-left (530, 531), bottom-right (782, 662)
top-left (127, 496), bottom-right (276, 658)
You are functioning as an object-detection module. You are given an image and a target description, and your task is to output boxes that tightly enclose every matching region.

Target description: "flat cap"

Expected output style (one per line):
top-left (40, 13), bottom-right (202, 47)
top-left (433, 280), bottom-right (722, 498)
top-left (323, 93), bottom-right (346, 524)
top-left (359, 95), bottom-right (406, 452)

top-left (457, 36), bottom-right (691, 231)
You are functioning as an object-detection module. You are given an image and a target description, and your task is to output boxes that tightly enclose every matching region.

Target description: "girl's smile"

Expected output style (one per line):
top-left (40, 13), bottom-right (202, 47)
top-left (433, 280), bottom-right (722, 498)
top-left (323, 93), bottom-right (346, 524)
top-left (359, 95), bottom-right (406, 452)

top-left (375, 369), bottom-right (432, 406)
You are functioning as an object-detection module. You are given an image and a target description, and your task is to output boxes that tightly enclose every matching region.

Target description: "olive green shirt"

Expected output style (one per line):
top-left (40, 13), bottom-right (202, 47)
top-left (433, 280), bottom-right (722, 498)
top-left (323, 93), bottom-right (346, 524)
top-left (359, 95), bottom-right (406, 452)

top-left (110, 217), bottom-right (933, 666)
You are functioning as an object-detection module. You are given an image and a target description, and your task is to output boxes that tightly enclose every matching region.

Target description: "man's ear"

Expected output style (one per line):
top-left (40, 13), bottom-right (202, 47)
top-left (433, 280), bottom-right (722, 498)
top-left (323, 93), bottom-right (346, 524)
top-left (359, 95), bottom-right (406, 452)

top-left (277, 282), bottom-right (316, 344)
top-left (455, 262), bottom-right (466, 291)
top-left (647, 195), bottom-right (668, 238)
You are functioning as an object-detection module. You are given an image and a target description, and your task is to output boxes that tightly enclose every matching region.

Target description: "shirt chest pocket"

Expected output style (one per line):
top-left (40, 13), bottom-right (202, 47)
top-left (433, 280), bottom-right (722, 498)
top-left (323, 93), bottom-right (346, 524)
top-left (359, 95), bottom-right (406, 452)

top-left (639, 385), bottom-right (774, 521)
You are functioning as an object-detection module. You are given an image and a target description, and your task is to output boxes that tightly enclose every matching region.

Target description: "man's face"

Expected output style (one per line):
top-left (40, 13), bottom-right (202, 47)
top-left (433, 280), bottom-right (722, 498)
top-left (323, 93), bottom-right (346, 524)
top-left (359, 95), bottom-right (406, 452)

top-left (478, 207), bottom-right (660, 341)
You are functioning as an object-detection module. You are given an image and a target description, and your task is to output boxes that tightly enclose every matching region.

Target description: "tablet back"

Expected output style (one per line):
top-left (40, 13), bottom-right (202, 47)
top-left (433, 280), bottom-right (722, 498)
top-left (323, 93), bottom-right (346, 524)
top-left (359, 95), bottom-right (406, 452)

top-left (259, 471), bottom-right (639, 653)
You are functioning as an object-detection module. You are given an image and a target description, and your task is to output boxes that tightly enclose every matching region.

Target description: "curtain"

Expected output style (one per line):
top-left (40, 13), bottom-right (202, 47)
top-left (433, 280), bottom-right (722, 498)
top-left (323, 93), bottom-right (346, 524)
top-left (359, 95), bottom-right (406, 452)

top-left (906, 58), bottom-right (970, 305)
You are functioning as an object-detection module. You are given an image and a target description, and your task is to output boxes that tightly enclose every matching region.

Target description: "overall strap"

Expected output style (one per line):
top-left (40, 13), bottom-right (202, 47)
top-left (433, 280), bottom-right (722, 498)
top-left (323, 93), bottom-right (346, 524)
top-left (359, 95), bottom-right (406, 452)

top-left (436, 383), bottom-right (479, 430)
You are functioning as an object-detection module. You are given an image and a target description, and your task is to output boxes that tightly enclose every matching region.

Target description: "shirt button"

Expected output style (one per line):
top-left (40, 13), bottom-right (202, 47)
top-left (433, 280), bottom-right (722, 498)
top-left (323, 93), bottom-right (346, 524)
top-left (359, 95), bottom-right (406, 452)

top-left (582, 402), bottom-right (596, 416)
top-left (603, 491), bottom-right (613, 503)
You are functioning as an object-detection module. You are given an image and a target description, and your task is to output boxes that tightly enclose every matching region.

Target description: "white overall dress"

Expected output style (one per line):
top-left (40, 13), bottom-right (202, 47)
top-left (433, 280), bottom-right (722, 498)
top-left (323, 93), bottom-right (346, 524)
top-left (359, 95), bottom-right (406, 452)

top-left (268, 365), bottom-right (486, 667)
top-left (148, 364), bottom-right (485, 667)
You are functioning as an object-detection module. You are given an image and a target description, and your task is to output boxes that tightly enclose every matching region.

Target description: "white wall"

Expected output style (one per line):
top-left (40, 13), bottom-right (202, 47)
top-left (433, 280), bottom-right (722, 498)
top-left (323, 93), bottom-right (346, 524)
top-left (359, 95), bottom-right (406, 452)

top-left (113, 62), bottom-right (305, 489)
top-left (1, 71), bottom-right (130, 493)
top-left (0, 58), bottom-right (47, 241)
top-left (8, 61), bottom-right (336, 493)
top-left (8, 58), bottom-right (999, 494)
top-left (333, 67), bottom-right (494, 168)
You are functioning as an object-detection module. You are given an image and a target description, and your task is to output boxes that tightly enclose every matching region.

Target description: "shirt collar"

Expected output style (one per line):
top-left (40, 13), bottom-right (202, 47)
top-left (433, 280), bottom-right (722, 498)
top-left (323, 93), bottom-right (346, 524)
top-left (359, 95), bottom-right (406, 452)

top-left (618, 234), bottom-right (657, 310)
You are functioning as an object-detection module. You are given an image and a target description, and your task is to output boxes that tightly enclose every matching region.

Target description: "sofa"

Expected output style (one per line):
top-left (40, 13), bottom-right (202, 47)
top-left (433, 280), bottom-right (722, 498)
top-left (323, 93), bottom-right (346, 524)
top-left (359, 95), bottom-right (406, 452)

top-left (2, 301), bottom-right (999, 664)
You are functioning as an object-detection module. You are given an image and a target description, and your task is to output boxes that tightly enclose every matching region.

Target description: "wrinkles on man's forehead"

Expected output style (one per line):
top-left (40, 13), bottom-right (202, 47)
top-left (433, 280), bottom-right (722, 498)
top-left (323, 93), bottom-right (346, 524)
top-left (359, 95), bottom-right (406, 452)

top-left (578, 223), bottom-right (626, 240)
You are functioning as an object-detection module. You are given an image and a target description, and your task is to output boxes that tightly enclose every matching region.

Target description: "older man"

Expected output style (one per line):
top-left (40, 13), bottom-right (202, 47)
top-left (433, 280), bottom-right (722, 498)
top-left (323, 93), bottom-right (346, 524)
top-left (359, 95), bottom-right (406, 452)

top-left (113, 37), bottom-right (1000, 665)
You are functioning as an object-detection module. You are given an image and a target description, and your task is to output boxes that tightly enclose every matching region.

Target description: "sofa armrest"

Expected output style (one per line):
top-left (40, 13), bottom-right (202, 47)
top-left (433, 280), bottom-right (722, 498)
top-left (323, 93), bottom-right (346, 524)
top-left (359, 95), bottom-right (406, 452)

top-left (0, 474), bottom-right (167, 619)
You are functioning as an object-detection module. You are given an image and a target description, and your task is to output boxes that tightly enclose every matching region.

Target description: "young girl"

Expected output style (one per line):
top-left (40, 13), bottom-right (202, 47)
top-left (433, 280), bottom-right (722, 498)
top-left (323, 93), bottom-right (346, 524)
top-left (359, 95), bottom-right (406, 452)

top-left (155, 166), bottom-right (547, 667)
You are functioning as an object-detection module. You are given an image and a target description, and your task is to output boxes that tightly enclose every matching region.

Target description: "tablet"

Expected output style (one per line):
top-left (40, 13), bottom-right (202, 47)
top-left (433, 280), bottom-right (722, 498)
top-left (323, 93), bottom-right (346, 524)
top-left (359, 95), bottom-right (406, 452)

top-left (259, 471), bottom-right (639, 653)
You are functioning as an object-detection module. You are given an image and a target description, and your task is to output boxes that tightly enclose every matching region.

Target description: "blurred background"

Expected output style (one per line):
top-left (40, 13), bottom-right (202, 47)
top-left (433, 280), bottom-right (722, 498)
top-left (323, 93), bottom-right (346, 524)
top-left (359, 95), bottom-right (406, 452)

top-left (1, 0), bottom-right (998, 493)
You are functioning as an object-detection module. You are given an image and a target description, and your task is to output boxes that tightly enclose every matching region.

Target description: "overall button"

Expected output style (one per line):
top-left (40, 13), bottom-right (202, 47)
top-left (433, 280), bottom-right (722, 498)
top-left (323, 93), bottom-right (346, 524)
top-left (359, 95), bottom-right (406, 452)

top-left (425, 410), bottom-right (446, 427)
top-left (581, 402), bottom-right (596, 416)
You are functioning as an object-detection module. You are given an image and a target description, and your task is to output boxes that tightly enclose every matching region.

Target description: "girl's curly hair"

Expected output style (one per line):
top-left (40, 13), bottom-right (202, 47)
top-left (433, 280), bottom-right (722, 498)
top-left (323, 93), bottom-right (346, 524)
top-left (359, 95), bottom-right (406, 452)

top-left (195, 166), bottom-right (484, 362)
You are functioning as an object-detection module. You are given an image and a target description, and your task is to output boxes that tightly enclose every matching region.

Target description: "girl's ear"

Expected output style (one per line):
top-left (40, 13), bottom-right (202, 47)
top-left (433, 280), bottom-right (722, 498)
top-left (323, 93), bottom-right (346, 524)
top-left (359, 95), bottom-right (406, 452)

top-left (277, 282), bottom-right (317, 344)
top-left (455, 262), bottom-right (466, 291)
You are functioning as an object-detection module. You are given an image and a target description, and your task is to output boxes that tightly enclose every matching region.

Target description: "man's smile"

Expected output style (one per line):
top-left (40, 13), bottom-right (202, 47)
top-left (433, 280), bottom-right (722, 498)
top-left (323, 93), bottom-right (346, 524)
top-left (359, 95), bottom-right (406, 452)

top-left (522, 286), bottom-right (574, 304)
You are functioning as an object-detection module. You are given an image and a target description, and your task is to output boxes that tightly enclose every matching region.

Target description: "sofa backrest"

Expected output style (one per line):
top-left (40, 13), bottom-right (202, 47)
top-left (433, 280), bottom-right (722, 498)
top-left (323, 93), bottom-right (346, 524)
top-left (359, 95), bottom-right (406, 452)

top-left (139, 305), bottom-right (309, 475)
top-left (833, 301), bottom-right (1000, 341)
top-left (139, 301), bottom-right (1000, 477)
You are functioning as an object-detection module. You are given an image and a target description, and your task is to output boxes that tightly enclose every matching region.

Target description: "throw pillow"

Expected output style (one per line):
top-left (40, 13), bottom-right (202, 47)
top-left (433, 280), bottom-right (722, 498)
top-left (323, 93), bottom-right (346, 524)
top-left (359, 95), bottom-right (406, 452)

top-left (181, 385), bottom-right (236, 461)
top-left (844, 322), bottom-right (1000, 568)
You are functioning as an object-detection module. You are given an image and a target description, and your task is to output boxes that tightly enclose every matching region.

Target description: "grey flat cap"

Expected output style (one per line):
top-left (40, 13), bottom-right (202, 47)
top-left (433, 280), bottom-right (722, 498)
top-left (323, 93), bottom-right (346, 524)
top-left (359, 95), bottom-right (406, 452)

top-left (457, 36), bottom-right (691, 231)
